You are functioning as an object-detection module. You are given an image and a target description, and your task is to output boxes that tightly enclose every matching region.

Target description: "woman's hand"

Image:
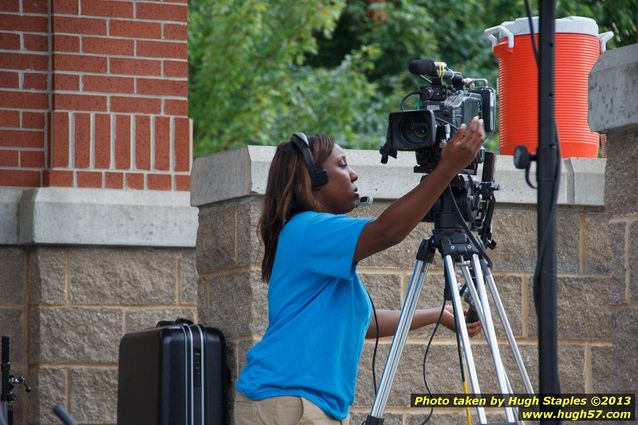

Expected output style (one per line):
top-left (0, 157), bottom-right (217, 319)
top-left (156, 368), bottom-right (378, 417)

top-left (441, 306), bottom-right (483, 337)
top-left (439, 116), bottom-right (485, 175)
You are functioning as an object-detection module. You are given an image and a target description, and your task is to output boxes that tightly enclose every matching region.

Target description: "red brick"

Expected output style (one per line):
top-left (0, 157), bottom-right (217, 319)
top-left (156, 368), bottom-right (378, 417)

top-left (54, 94), bottom-right (107, 111)
top-left (22, 112), bottom-right (45, 129)
top-left (0, 111), bottom-right (20, 127)
top-left (83, 75), bottom-right (134, 94)
top-left (52, 0), bottom-right (78, 14)
top-left (53, 35), bottom-right (80, 52)
top-left (0, 15), bottom-right (47, 32)
top-left (147, 173), bottom-right (171, 190)
top-left (0, 92), bottom-right (48, 109)
top-left (0, 150), bottom-right (19, 166)
top-left (83, 37), bottom-right (133, 56)
top-left (135, 115), bottom-right (150, 170)
top-left (115, 115), bottom-right (130, 169)
top-left (154, 116), bottom-right (170, 171)
top-left (23, 0), bottom-right (49, 14)
top-left (54, 73), bottom-right (80, 91)
top-left (23, 73), bottom-right (48, 90)
top-left (164, 99), bottom-right (187, 116)
top-left (136, 3), bottom-right (187, 21)
top-left (0, 129), bottom-right (43, 148)
top-left (45, 169), bottom-right (74, 187)
top-left (0, 53), bottom-right (48, 71)
top-left (111, 96), bottom-right (160, 114)
top-left (0, 32), bottom-right (20, 50)
top-left (74, 113), bottom-right (90, 167)
top-left (54, 53), bottom-right (106, 73)
top-left (24, 34), bottom-right (48, 52)
top-left (0, 169), bottom-right (40, 187)
top-left (174, 117), bottom-right (190, 172)
top-left (109, 58), bottom-right (161, 76)
top-left (20, 150), bottom-right (45, 168)
top-left (105, 172), bottom-right (123, 189)
top-left (0, 2), bottom-right (19, 12)
top-left (110, 20), bottom-right (161, 39)
top-left (137, 78), bottom-right (186, 97)
top-left (81, 0), bottom-right (133, 18)
top-left (53, 16), bottom-right (106, 35)
top-left (77, 171), bottom-right (102, 188)
top-left (126, 172), bottom-right (143, 189)
top-left (52, 111), bottom-right (69, 167)
top-left (0, 71), bottom-right (19, 88)
top-left (175, 174), bottom-right (189, 191)
top-left (137, 40), bottom-right (186, 59)
top-left (94, 113), bottom-right (110, 168)
top-left (163, 24), bottom-right (187, 41)
top-left (163, 61), bottom-right (188, 78)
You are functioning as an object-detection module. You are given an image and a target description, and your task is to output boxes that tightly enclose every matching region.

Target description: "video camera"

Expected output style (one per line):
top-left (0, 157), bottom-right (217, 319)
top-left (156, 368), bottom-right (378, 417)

top-left (380, 59), bottom-right (496, 175)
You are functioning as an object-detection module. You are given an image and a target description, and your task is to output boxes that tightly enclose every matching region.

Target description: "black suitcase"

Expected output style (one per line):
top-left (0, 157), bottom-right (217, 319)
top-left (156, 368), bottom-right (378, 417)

top-left (116, 319), bottom-right (227, 425)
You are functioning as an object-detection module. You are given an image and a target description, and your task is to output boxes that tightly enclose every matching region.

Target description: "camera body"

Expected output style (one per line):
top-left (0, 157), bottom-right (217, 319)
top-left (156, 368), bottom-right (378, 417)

top-left (381, 61), bottom-right (495, 174)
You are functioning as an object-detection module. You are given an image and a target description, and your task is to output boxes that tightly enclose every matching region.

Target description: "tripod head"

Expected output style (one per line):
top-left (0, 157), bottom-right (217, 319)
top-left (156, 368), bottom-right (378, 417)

top-left (421, 151), bottom-right (499, 255)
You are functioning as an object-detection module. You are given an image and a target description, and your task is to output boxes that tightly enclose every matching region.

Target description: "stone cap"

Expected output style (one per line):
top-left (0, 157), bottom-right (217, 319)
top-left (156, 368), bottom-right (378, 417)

top-left (1, 187), bottom-right (197, 246)
top-left (589, 43), bottom-right (638, 133)
top-left (191, 146), bottom-right (605, 207)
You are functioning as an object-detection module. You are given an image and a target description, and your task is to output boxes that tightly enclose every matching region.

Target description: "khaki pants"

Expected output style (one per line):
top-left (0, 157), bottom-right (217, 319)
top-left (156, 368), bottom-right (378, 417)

top-left (234, 391), bottom-right (350, 425)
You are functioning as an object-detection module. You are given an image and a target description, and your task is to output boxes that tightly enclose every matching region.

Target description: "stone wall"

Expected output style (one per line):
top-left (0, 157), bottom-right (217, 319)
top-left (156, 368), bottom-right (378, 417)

top-left (193, 148), bottom-right (612, 424)
top-left (0, 245), bottom-right (197, 425)
top-left (589, 43), bottom-right (638, 398)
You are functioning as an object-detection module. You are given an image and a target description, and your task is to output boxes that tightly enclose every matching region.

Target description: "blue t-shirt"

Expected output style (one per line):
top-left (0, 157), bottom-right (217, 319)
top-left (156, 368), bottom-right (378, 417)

top-left (236, 211), bottom-right (373, 420)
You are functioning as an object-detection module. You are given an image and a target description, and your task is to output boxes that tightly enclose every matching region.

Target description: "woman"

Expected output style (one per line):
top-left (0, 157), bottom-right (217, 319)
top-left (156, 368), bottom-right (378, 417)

top-left (235, 118), bottom-right (485, 425)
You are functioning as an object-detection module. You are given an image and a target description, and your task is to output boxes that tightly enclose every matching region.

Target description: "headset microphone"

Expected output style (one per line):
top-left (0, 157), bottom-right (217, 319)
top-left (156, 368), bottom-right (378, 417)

top-left (354, 195), bottom-right (373, 208)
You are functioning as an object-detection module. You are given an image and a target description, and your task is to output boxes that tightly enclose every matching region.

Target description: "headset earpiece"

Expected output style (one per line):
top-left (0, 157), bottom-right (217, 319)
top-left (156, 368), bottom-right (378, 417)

top-left (291, 132), bottom-right (328, 189)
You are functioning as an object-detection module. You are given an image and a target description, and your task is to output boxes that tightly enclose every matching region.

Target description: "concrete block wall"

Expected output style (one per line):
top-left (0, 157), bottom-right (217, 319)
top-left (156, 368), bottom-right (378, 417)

top-left (0, 246), bottom-right (197, 425)
top-left (589, 43), bottom-right (638, 397)
top-left (192, 148), bottom-right (613, 423)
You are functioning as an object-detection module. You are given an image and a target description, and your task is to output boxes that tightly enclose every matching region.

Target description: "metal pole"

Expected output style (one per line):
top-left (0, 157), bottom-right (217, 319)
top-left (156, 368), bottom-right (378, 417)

top-left (538, 2), bottom-right (560, 422)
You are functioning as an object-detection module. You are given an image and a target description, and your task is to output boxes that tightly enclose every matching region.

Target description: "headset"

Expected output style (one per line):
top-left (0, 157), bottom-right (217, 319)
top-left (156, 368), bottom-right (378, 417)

top-left (291, 132), bottom-right (328, 189)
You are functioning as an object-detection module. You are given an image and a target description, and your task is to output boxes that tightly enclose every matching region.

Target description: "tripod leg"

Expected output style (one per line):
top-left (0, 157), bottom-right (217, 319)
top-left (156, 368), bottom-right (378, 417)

top-left (368, 258), bottom-right (432, 420)
top-left (470, 255), bottom-right (517, 423)
top-left (444, 255), bottom-right (488, 424)
top-left (462, 264), bottom-right (523, 423)
top-left (483, 266), bottom-right (534, 395)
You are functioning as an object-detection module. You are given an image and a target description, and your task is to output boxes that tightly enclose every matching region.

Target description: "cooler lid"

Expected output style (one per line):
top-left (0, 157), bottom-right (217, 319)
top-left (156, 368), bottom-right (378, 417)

top-left (501, 16), bottom-right (599, 37)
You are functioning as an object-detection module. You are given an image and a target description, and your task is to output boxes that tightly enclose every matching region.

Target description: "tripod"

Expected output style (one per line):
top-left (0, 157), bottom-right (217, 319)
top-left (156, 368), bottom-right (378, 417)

top-left (364, 171), bottom-right (534, 425)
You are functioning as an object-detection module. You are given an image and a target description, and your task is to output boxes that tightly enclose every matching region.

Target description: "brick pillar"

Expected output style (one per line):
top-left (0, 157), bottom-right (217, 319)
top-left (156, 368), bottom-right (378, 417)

top-left (0, 0), bottom-right (191, 191)
top-left (589, 44), bottom-right (638, 396)
top-left (0, 2), bottom-right (196, 424)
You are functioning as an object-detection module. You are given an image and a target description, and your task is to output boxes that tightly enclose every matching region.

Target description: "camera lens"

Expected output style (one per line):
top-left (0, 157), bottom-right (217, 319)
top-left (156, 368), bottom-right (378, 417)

top-left (400, 118), bottom-right (431, 146)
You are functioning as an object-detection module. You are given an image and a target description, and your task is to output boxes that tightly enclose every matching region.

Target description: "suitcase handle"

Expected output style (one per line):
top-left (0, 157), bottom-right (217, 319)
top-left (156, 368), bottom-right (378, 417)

top-left (155, 318), bottom-right (194, 327)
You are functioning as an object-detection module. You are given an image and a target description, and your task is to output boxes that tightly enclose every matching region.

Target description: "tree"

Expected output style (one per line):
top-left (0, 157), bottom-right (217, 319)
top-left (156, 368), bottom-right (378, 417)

top-left (189, 0), bottom-right (638, 156)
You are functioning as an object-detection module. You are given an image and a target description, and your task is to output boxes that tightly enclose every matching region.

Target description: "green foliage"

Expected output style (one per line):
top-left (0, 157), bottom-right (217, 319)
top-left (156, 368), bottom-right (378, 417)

top-left (189, 0), bottom-right (637, 156)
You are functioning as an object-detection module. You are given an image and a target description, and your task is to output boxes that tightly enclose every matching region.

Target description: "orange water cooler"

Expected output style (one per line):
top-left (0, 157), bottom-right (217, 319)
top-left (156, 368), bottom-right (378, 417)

top-left (483, 16), bottom-right (613, 157)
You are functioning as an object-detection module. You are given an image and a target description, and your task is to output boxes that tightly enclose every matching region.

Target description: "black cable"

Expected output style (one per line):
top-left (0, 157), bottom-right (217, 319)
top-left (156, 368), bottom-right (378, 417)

top-left (418, 298), bottom-right (447, 425)
top-left (365, 288), bottom-right (380, 395)
top-left (524, 0), bottom-right (539, 66)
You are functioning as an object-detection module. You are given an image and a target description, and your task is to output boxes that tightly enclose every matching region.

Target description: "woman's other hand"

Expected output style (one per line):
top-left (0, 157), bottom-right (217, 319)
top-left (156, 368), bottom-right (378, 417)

top-left (441, 306), bottom-right (483, 337)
